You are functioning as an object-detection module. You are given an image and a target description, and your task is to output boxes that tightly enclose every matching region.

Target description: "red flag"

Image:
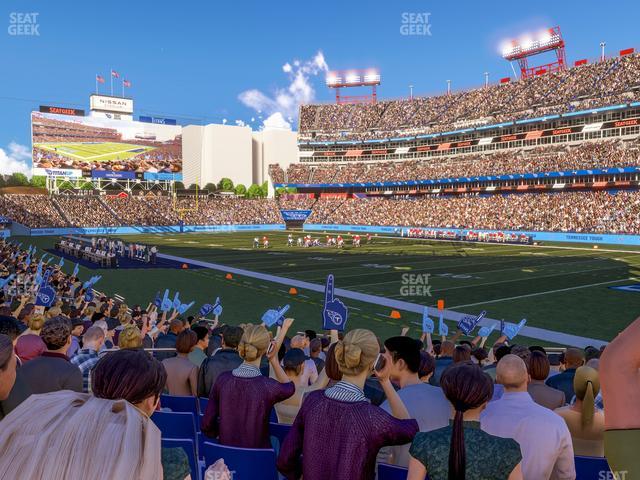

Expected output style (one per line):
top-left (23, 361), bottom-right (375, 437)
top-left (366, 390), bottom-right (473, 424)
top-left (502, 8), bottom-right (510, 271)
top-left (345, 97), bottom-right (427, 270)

top-left (96, 75), bottom-right (105, 84)
top-left (111, 70), bottom-right (120, 78)
top-left (123, 80), bottom-right (131, 88)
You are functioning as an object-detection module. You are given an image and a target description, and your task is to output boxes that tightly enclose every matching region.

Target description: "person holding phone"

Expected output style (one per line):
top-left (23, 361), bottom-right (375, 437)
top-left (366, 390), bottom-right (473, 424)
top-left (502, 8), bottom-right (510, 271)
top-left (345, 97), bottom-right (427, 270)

top-left (277, 328), bottom-right (419, 480)
top-left (201, 323), bottom-right (294, 448)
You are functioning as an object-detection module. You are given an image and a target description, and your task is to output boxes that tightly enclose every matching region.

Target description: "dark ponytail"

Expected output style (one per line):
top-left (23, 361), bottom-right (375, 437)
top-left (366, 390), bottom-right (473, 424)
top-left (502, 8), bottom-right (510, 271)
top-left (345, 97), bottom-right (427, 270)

top-left (440, 363), bottom-right (494, 480)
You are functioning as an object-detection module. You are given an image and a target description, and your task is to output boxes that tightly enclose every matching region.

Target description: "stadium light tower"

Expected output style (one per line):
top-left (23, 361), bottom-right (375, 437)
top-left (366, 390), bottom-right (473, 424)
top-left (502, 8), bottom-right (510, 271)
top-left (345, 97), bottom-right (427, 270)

top-left (501, 26), bottom-right (567, 79)
top-left (446, 79), bottom-right (451, 95)
top-left (409, 84), bottom-right (414, 100)
top-left (326, 69), bottom-right (381, 104)
top-left (484, 72), bottom-right (489, 87)
top-left (600, 41), bottom-right (606, 61)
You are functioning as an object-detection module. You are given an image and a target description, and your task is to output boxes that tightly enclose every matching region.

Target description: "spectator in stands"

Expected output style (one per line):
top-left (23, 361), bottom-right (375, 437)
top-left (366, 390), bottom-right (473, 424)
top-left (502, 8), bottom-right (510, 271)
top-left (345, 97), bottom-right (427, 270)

top-left (600, 315), bottom-right (640, 476)
top-left (155, 318), bottom-right (184, 361)
top-left (70, 326), bottom-right (105, 393)
top-left (162, 329), bottom-right (199, 397)
top-left (0, 317), bottom-right (31, 421)
top-left (197, 325), bottom-right (244, 397)
top-left (555, 366), bottom-right (605, 457)
top-left (323, 342), bottom-right (342, 386)
top-left (546, 347), bottom-right (585, 402)
top-left (527, 350), bottom-right (566, 410)
top-left (380, 336), bottom-right (450, 467)
top-left (407, 362), bottom-right (523, 480)
top-left (290, 334), bottom-right (318, 386)
top-left (309, 337), bottom-right (325, 374)
top-left (452, 344), bottom-right (472, 364)
top-left (20, 316), bottom-right (83, 394)
top-left (15, 316), bottom-right (46, 362)
top-left (117, 325), bottom-right (143, 349)
top-left (277, 329), bottom-right (419, 480)
top-left (0, 334), bottom-right (16, 401)
top-left (188, 325), bottom-right (209, 367)
top-left (431, 341), bottom-right (454, 386)
top-left (274, 348), bottom-right (330, 425)
top-left (202, 324), bottom-right (295, 448)
top-left (481, 355), bottom-right (575, 479)
top-left (418, 350), bottom-right (436, 383)
top-left (0, 348), bottom-right (165, 479)
top-left (68, 317), bottom-right (84, 358)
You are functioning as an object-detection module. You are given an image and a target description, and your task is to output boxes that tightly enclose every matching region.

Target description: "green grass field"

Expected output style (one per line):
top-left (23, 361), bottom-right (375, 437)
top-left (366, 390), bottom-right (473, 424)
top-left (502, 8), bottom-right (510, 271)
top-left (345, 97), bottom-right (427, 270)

top-left (35, 142), bottom-right (155, 162)
top-left (21, 231), bottom-right (640, 346)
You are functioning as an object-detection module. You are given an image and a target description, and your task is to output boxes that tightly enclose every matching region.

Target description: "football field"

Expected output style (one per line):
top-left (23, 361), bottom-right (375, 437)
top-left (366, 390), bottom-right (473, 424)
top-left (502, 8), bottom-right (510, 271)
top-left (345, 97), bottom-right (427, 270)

top-left (25, 231), bottom-right (640, 346)
top-left (35, 142), bottom-right (155, 162)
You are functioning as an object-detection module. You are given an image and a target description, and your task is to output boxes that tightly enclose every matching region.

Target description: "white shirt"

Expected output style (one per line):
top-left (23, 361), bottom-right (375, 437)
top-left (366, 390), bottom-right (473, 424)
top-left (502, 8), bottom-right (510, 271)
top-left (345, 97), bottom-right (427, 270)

top-left (299, 358), bottom-right (318, 386)
top-left (480, 391), bottom-right (575, 480)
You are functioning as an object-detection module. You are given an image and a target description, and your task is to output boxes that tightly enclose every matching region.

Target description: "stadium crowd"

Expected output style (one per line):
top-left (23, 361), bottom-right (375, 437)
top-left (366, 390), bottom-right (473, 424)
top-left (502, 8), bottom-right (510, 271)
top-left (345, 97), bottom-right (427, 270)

top-left (275, 138), bottom-right (640, 185)
top-left (308, 191), bottom-right (640, 234)
top-left (0, 238), bottom-right (638, 479)
top-left (299, 54), bottom-right (640, 141)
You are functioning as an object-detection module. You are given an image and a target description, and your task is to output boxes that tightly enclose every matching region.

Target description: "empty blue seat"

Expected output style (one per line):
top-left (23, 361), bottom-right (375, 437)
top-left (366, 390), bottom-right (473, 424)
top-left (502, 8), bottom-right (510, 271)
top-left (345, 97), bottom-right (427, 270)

top-left (378, 463), bottom-right (409, 480)
top-left (198, 397), bottom-right (209, 414)
top-left (161, 394), bottom-right (199, 416)
top-left (269, 422), bottom-right (291, 452)
top-left (574, 455), bottom-right (611, 480)
top-left (201, 441), bottom-right (277, 480)
top-left (162, 437), bottom-right (200, 480)
top-left (152, 411), bottom-right (199, 458)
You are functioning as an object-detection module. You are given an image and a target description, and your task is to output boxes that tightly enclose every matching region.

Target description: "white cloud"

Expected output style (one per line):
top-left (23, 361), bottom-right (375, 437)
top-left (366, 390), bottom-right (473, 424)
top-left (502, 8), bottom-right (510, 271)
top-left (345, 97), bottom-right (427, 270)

top-left (234, 120), bottom-right (246, 127)
top-left (238, 51), bottom-right (329, 131)
top-left (0, 142), bottom-right (32, 177)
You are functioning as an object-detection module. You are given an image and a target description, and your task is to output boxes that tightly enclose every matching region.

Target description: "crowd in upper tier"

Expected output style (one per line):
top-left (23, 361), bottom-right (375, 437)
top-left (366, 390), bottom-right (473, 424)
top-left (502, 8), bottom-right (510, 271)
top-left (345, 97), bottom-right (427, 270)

top-left (275, 138), bottom-right (640, 184)
top-left (299, 54), bottom-right (640, 141)
top-left (0, 238), bottom-right (639, 479)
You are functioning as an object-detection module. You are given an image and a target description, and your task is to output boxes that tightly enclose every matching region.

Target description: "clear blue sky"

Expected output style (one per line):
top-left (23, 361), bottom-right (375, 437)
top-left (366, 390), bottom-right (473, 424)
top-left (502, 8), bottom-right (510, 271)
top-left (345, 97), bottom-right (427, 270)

top-left (0, 0), bottom-right (638, 172)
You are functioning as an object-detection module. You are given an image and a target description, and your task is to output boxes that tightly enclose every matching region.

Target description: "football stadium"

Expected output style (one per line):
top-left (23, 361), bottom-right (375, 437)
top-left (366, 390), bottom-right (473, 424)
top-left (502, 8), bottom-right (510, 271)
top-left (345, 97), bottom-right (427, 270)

top-left (1, 4), bottom-right (639, 480)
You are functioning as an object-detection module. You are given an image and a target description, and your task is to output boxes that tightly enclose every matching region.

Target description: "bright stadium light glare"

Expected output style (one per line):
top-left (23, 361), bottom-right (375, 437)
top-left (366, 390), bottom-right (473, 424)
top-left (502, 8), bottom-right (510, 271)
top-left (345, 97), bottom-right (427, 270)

top-left (538, 30), bottom-right (552, 45)
top-left (364, 71), bottom-right (380, 83)
top-left (520, 36), bottom-right (535, 51)
top-left (346, 73), bottom-right (360, 84)
top-left (501, 42), bottom-right (514, 57)
top-left (326, 74), bottom-right (339, 86)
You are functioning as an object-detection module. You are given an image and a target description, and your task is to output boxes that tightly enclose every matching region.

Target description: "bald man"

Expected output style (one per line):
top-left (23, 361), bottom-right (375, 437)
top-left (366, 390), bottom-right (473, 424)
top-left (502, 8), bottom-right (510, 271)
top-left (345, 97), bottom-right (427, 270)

top-left (481, 355), bottom-right (575, 480)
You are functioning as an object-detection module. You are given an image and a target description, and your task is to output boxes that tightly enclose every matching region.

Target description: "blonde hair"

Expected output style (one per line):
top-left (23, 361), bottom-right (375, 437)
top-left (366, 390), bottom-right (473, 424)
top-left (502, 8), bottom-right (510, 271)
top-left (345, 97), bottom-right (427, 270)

top-left (334, 329), bottom-right (380, 376)
top-left (574, 366), bottom-right (600, 428)
top-left (238, 324), bottom-right (270, 362)
top-left (27, 316), bottom-right (45, 332)
top-left (0, 391), bottom-right (162, 480)
top-left (118, 326), bottom-right (142, 349)
top-left (46, 307), bottom-right (61, 319)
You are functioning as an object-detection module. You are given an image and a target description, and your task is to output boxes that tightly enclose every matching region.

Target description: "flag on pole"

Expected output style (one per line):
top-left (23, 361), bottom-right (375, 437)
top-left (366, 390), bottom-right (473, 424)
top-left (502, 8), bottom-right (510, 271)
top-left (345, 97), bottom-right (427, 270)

top-left (123, 79), bottom-right (131, 88)
top-left (96, 75), bottom-right (105, 83)
top-left (111, 70), bottom-right (120, 78)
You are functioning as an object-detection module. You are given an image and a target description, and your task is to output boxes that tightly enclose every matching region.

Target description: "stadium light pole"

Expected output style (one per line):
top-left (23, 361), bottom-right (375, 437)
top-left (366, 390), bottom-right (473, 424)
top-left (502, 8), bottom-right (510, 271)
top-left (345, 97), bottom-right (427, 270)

top-left (484, 72), bottom-right (489, 88)
top-left (409, 84), bottom-right (414, 100)
top-left (446, 79), bottom-right (451, 95)
top-left (600, 41), bottom-right (606, 61)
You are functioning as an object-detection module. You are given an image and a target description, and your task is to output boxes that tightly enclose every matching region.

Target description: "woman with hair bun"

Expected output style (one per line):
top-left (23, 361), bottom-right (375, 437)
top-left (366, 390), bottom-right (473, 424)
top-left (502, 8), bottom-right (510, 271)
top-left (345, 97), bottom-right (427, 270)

top-left (277, 328), bottom-right (419, 480)
top-left (407, 362), bottom-right (522, 480)
top-left (201, 323), bottom-right (294, 448)
top-left (555, 366), bottom-right (605, 456)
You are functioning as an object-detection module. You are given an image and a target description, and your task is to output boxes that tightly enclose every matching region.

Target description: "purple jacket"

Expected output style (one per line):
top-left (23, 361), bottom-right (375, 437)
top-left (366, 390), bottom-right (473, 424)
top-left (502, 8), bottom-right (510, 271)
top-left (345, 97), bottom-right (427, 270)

top-left (201, 371), bottom-right (295, 448)
top-left (277, 390), bottom-right (419, 480)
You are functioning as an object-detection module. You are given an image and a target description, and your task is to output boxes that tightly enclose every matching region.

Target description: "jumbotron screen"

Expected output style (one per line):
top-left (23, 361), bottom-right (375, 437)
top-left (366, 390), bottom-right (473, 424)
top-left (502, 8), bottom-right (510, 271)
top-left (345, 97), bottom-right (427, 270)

top-left (31, 112), bottom-right (182, 178)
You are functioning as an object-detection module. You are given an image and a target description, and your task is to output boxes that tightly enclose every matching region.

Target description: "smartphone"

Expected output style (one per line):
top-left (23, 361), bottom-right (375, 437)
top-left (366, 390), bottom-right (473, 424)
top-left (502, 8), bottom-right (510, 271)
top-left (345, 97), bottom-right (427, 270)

top-left (266, 341), bottom-right (276, 356)
top-left (373, 353), bottom-right (386, 372)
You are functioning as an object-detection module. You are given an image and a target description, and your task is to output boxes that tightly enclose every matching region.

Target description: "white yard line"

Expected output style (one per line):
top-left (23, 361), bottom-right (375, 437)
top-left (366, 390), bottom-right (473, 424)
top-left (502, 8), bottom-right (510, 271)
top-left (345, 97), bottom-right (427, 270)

top-left (449, 277), bottom-right (636, 309)
top-left (159, 251), bottom-right (610, 348)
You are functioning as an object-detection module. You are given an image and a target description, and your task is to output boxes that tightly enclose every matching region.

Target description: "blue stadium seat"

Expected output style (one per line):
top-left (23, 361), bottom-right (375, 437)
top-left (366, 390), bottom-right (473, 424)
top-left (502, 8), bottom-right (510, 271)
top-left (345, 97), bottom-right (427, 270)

top-left (201, 441), bottom-right (278, 480)
top-left (574, 455), bottom-right (611, 479)
top-left (198, 397), bottom-right (209, 414)
top-left (161, 394), bottom-right (199, 417)
top-left (268, 422), bottom-right (291, 453)
top-left (162, 437), bottom-right (201, 480)
top-left (151, 411), bottom-right (199, 457)
top-left (378, 463), bottom-right (409, 480)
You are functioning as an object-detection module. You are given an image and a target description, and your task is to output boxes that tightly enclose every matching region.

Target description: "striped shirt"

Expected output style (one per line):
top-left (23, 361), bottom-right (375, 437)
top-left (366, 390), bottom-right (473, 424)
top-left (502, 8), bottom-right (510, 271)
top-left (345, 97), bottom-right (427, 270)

top-left (325, 381), bottom-right (369, 403)
top-left (232, 363), bottom-right (262, 378)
